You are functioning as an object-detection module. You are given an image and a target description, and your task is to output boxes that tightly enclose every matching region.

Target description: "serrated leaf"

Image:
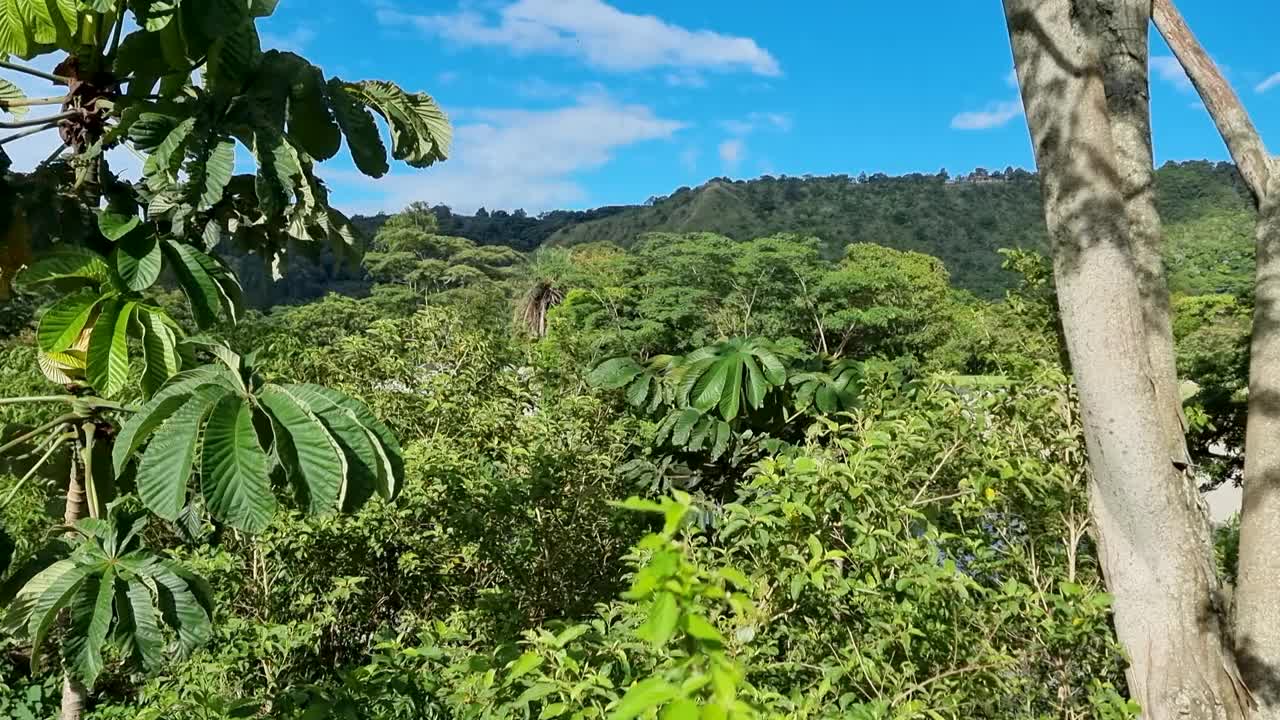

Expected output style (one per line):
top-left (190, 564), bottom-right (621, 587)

top-left (37, 288), bottom-right (100, 353)
top-left (86, 298), bottom-right (135, 397)
top-left (134, 384), bottom-right (229, 520)
top-left (342, 79), bottom-right (451, 168)
top-left (201, 393), bottom-right (275, 532)
top-left (147, 566), bottom-right (211, 655)
top-left (259, 385), bottom-right (346, 514)
top-left (276, 385), bottom-right (382, 510)
top-left (143, 117), bottom-right (196, 192)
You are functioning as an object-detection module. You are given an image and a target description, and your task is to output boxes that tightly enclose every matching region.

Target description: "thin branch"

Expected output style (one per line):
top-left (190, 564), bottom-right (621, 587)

top-left (0, 60), bottom-right (69, 85)
top-left (0, 122), bottom-right (57, 145)
top-left (0, 396), bottom-right (82, 406)
top-left (106, 0), bottom-right (127, 60)
top-left (1, 436), bottom-right (69, 509)
top-left (39, 142), bottom-right (68, 167)
top-left (890, 662), bottom-right (1006, 705)
top-left (1153, 0), bottom-right (1273, 202)
top-left (0, 416), bottom-right (75, 456)
top-left (0, 111), bottom-right (76, 130)
top-left (0, 95), bottom-right (68, 109)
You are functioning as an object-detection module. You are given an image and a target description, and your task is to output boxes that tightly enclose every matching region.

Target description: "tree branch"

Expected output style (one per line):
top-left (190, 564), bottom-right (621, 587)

top-left (0, 95), bottom-right (68, 109)
top-left (0, 60), bottom-right (69, 85)
top-left (0, 122), bottom-right (58, 145)
top-left (0, 111), bottom-right (76, 129)
top-left (1153, 0), bottom-right (1273, 202)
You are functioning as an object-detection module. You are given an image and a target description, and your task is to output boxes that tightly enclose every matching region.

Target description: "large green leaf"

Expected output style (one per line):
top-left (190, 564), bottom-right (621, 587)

top-left (37, 288), bottom-right (100, 353)
top-left (19, 248), bottom-right (113, 289)
top-left (200, 393), bottom-right (275, 532)
top-left (143, 116), bottom-right (196, 192)
top-left (308, 386), bottom-right (403, 499)
top-left (690, 360), bottom-right (731, 413)
top-left (114, 366), bottom-right (228, 475)
top-left (28, 562), bottom-right (93, 672)
top-left (589, 357), bottom-right (644, 390)
top-left (342, 80), bottom-right (451, 168)
top-left (115, 231), bottom-right (163, 291)
top-left (0, 76), bottom-right (28, 120)
top-left (259, 385), bottom-right (347, 514)
top-left (327, 79), bottom-right (389, 178)
top-left (134, 385), bottom-right (229, 521)
top-left (117, 577), bottom-right (164, 671)
top-left (281, 384), bottom-right (403, 502)
top-left (163, 241), bottom-right (230, 328)
top-left (138, 563), bottom-right (211, 655)
top-left (288, 62), bottom-right (341, 160)
top-left (86, 299), bottom-right (135, 397)
top-left (137, 308), bottom-right (182, 397)
top-left (277, 385), bottom-right (382, 509)
top-left (193, 136), bottom-right (237, 211)
top-left (206, 19), bottom-right (261, 94)
top-left (62, 569), bottom-right (116, 689)
top-left (3, 558), bottom-right (74, 637)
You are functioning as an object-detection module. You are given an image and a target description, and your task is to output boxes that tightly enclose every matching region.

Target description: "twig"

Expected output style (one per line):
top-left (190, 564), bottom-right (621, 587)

top-left (0, 122), bottom-right (58, 145)
top-left (0, 95), bottom-right (68, 109)
top-left (38, 142), bottom-right (68, 167)
top-left (0, 60), bottom-right (69, 85)
top-left (1, 435), bottom-right (69, 508)
top-left (890, 662), bottom-right (1005, 705)
top-left (0, 111), bottom-right (77, 130)
top-left (0, 415), bottom-right (76, 456)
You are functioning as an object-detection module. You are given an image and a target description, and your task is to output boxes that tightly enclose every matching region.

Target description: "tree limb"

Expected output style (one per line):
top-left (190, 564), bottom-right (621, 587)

top-left (0, 60), bottom-right (68, 85)
top-left (0, 111), bottom-right (76, 130)
top-left (1153, 0), bottom-right (1273, 202)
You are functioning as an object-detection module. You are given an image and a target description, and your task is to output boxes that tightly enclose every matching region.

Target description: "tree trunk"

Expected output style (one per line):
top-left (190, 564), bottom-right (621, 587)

top-left (60, 674), bottom-right (86, 720)
top-left (1003, 1), bottom-right (1250, 717)
top-left (1152, 1), bottom-right (1280, 712)
top-left (1094, 0), bottom-right (1190, 467)
top-left (61, 437), bottom-right (86, 720)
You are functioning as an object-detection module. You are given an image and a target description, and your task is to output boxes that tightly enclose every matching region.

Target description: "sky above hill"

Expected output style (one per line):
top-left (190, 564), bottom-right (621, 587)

top-left (5, 1), bottom-right (1279, 215)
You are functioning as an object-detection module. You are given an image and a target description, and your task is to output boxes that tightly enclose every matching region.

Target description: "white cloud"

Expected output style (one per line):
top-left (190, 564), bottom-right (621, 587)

top-left (1151, 55), bottom-right (1194, 93)
top-left (665, 71), bottom-right (707, 88)
top-left (380, 0), bottom-right (780, 77)
top-left (260, 26), bottom-right (317, 54)
top-left (721, 112), bottom-right (792, 136)
top-left (718, 139), bottom-right (744, 171)
top-left (950, 100), bottom-right (1024, 131)
top-left (324, 94), bottom-right (684, 214)
top-left (1257, 72), bottom-right (1280, 94)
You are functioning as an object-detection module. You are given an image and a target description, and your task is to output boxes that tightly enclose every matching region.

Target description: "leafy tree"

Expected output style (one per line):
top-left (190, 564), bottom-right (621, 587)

top-left (0, 1), bottom-right (446, 715)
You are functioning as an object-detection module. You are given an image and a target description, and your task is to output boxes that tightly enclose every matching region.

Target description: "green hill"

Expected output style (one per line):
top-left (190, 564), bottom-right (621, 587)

top-left (544, 161), bottom-right (1255, 298)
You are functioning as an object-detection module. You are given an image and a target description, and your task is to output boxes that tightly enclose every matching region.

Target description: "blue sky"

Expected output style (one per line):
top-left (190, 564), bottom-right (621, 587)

top-left (7, 1), bottom-right (1279, 215)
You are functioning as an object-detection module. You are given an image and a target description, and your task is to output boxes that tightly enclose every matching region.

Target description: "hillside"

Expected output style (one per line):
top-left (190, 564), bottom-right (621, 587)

top-left (542, 161), bottom-right (1255, 297)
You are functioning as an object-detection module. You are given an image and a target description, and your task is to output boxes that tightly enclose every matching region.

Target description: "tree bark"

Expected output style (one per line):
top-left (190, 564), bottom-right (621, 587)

top-left (1094, 0), bottom-right (1190, 467)
top-left (61, 439), bottom-right (86, 720)
top-left (1152, 1), bottom-right (1280, 712)
top-left (1003, 1), bottom-right (1250, 717)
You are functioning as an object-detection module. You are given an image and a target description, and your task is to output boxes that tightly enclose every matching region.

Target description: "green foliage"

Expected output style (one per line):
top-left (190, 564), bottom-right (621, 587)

top-left (114, 344), bottom-right (401, 532)
top-left (1, 507), bottom-right (212, 690)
